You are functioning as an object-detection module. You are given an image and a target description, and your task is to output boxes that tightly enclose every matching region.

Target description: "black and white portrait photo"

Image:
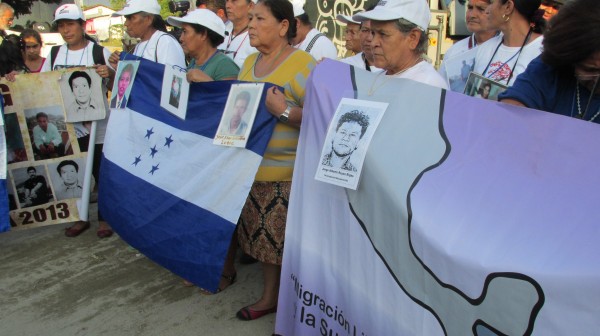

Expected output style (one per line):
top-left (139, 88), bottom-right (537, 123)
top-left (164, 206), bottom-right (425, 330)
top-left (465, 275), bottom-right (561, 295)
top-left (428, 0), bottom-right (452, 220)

top-left (160, 66), bottom-right (189, 120)
top-left (11, 165), bottom-right (54, 208)
top-left (59, 68), bottom-right (107, 122)
top-left (48, 157), bottom-right (86, 201)
top-left (315, 98), bottom-right (388, 190)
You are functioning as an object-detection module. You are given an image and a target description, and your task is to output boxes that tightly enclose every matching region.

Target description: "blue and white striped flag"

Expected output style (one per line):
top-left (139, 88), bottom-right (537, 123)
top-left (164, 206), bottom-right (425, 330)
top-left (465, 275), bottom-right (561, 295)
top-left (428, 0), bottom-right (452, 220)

top-left (99, 57), bottom-right (276, 292)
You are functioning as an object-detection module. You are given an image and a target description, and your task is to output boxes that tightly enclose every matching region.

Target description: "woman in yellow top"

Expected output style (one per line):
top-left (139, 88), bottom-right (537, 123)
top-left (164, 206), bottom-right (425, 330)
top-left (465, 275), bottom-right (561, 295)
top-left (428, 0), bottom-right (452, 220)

top-left (231, 0), bottom-right (315, 321)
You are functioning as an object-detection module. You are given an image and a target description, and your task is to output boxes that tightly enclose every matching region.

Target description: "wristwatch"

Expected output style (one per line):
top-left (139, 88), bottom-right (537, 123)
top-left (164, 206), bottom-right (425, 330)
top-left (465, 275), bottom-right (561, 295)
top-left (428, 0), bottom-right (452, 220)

top-left (279, 106), bottom-right (291, 123)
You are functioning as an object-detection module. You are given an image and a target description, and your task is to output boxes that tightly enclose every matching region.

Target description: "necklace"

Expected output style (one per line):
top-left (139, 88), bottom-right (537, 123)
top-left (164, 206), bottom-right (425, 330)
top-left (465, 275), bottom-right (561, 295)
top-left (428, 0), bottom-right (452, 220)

top-left (65, 40), bottom-right (88, 67)
top-left (482, 29), bottom-right (532, 85)
top-left (575, 82), bottom-right (600, 122)
top-left (367, 60), bottom-right (420, 96)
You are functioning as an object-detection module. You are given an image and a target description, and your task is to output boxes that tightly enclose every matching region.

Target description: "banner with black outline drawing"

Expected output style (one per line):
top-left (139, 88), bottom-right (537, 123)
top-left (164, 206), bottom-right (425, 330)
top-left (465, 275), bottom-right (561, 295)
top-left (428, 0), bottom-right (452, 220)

top-left (1, 70), bottom-right (97, 229)
top-left (276, 59), bottom-right (600, 335)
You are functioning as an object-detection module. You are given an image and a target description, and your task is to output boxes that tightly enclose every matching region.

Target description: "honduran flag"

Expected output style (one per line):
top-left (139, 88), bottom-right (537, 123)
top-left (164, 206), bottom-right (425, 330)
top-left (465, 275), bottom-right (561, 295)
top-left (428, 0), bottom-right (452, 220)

top-left (99, 56), bottom-right (277, 292)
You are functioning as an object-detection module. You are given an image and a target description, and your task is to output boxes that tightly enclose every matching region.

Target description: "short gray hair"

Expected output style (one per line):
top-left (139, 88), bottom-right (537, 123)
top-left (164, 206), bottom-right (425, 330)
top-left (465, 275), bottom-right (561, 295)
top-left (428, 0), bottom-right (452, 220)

top-left (394, 18), bottom-right (429, 56)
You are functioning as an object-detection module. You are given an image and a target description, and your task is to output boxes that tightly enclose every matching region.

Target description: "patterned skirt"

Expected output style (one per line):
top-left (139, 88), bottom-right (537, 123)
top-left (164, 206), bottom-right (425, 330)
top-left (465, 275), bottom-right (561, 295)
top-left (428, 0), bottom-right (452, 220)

top-left (237, 181), bottom-right (291, 265)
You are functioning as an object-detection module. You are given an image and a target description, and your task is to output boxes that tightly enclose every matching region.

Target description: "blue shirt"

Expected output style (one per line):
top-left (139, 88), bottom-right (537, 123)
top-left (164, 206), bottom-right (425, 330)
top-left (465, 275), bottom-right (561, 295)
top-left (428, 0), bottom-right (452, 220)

top-left (499, 55), bottom-right (600, 123)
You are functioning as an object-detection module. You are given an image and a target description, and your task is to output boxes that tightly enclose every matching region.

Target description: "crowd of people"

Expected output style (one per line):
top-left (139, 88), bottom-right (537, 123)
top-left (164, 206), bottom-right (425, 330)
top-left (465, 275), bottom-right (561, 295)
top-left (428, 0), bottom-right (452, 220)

top-left (1, 0), bottom-right (599, 327)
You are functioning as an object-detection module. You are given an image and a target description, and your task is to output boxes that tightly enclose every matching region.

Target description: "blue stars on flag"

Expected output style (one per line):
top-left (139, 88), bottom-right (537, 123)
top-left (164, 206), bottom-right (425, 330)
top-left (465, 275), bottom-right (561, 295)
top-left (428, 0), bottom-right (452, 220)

top-left (133, 127), bottom-right (175, 176)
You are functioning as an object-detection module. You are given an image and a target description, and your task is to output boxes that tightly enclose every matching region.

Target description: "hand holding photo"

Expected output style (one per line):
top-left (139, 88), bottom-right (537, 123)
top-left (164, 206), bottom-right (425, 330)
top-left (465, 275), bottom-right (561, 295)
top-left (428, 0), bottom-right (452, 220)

top-left (214, 83), bottom-right (264, 148)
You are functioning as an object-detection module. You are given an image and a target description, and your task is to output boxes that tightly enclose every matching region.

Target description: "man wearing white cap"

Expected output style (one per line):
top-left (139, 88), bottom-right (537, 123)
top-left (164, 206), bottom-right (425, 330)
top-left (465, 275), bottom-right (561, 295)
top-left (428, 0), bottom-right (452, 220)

top-left (109, 0), bottom-right (186, 68)
top-left (337, 14), bottom-right (361, 56)
top-left (0, 3), bottom-right (15, 42)
top-left (338, 12), bottom-right (380, 72)
top-left (353, 0), bottom-right (447, 88)
top-left (217, 0), bottom-right (257, 68)
top-left (291, 2), bottom-right (338, 61)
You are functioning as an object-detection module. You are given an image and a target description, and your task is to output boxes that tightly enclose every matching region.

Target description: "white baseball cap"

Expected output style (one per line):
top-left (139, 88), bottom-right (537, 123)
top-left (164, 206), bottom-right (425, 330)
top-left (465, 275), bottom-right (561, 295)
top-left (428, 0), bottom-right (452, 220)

top-left (115, 0), bottom-right (161, 16)
top-left (336, 14), bottom-right (360, 25)
top-left (353, 0), bottom-right (431, 31)
top-left (291, 0), bottom-right (305, 17)
top-left (53, 4), bottom-right (85, 22)
top-left (167, 9), bottom-right (226, 38)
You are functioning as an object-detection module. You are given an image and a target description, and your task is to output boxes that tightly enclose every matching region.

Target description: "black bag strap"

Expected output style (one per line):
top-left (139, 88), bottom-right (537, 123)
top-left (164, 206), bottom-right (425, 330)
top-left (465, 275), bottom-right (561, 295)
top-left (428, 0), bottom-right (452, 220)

top-left (306, 33), bottom-right (325, 53)
top-left (91, 43), bottom-right (105, 65)
top-left (50, 45), bottom-right (60, 69)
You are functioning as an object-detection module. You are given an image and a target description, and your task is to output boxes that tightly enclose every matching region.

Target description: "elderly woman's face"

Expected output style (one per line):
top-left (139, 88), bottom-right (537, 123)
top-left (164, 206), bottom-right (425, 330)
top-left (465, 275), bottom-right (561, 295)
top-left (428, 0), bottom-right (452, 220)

top-left (124, 13), bottom-right (152, 39)
top-left (370, 20), bottom-right (420, 74)
top-left (179, 23), bottom-right (205, 56)
top-left (485, 0), bottom-right (509, 31)
top-left (248, 2), bottom-right (285, 50)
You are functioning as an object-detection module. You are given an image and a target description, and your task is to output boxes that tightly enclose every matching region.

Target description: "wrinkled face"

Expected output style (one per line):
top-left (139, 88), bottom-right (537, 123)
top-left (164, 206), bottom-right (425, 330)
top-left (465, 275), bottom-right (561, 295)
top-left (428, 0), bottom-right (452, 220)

top-left (179, 23), bottom-right (206, 56)
top-left (118, 70), bottom-right (132, 97)
top-left (124, 13), bottom-right (152, 39)
top-left (23, 36), bottom-right (43, 61)
top-left (360, 20), bottom-right (374, 57)
top-left (0, 9), bottom-right (14, 30)
top-left (60, 165), bottom-right (78, 185)
top-left (37, 116), bottom-right (48, 131)
top-left (57, 20), bottom-right (85, 46)
top-left (466, 0), bottom-right (492, 34)
top-left (248, 2), bottom-right (286, 50)
top-left (344, 22), bottom-right (361, 53)
top-left (370, 20), bottom-right (418, 73)
top-left (575, 51), bottom-right (600, 95)
top-left (226, 0), bottom-right (253, 23)
top-left (332, 121), bottom-right (362, 157)
top-left (72, 77), bottom-right (91, 105)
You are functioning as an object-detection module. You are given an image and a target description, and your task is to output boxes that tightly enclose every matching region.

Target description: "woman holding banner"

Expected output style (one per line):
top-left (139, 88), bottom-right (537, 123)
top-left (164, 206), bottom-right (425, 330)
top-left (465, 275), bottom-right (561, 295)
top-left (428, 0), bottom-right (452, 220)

top-left (167, 9), bottom-right (239, 82)
top-left (41, 4), bottom-right (114, 238)
top-left (222, 0), bottom-right (315, 321)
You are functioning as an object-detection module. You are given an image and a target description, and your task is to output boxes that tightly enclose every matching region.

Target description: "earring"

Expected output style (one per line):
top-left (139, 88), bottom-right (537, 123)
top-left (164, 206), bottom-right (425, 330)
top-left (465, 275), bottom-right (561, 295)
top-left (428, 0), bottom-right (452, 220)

top-left (502, 14), bottom-right (510, 22)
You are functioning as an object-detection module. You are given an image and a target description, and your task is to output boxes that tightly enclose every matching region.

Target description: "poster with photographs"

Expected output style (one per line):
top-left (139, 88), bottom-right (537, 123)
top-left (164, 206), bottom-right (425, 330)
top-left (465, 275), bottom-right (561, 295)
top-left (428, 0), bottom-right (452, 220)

top-left (1, 71), bottom-right (94, 229)
top-left (464, 72), bottom-right (508, 101)
top-left (160, 66), bottom-right (190, 119)
top-left (110, 60), bottom-right (140, 109)
top-left (59, 68), bottom-right (108, 122)
top-left (214, 83), bottom-right (264, 148)
top-left (442, 47), bottom-right (477, 93)
top-left (315, 98), bottom-right (388, 190)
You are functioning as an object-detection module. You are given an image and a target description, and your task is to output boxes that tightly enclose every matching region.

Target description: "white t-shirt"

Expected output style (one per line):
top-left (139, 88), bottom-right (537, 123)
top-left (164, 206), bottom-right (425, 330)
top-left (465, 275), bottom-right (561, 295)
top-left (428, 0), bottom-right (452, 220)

top-left (217, 27), bottom-right (257, 68)
top-left (394, 60), bottom-right (449, 89)
top-left (473, 34), bottom-right (543, 86)
top-left (340, 52), bottom-right (381, 72)
top-left (132, 30), bottom-right (186, 68)
top-left (40, 42), bottom-right (112, 144)
top-left (294, 28), bottom-right (338, 61)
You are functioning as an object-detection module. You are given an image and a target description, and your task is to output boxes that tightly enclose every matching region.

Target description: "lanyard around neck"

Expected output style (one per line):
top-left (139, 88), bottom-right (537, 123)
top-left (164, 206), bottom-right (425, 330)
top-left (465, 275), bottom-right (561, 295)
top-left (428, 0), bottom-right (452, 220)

top-left (482, 29), bottom-right (532, 85)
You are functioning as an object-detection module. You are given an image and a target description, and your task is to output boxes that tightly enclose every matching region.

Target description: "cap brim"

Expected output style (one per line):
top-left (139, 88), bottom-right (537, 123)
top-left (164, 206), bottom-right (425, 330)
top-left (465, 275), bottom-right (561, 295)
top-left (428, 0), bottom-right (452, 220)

top-left (166, 16), bottom-right (184, 27)
top-left (336, 14), bottom-right (360, 25)
top-left (353, 8), bottom-right (400, 22)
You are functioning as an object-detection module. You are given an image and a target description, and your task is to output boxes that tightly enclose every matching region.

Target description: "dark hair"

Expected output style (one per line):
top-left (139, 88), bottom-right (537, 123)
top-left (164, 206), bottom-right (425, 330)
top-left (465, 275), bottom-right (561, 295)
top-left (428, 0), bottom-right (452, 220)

top-left (120, 63), bottom-right (135, 78)
top-left (142, 12), bottom-right (168, 32)
top-left (257, 0), bottom-right (297, 41)
top-left (20, 29), bottom-right (43, 49)
top-left (542, 0), bottom-right (600, 73)
top-left (478, 82), bottom-right (492, 96)
top-left (336, 110), bottom-right (370, 138)
top-left (57, 160), bottom-right (79, 174)
top-left (297, 13), bottom-right (311, 26)
top-left (189, 23), bottom-right (224, 47)
top-left (0, 36), bottom-right (29, 76)
top-left (27, 166), bottom-right (36, 173)
top-left (202, 0), bottom-right (226, 12)
top-left (500, 0), bottom-right (545, 33)
top-left (36, 112), bottom-right (48, 120)
top-left (69, 71), bottom-right (92, 91)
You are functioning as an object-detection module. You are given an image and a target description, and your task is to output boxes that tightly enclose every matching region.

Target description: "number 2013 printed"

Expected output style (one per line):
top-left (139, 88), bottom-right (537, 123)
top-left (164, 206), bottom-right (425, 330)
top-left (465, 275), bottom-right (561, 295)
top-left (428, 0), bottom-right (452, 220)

top-left (19, 203), bottom-right (70, 225)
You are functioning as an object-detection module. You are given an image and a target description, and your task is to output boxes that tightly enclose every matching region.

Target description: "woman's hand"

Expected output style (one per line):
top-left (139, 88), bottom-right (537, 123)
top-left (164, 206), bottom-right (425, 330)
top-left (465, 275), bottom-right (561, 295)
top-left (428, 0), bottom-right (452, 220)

top-left (5, 70), bottom-right (18, 82)
top-left (94, 64), bottom-right (113, 79)
top-left (108, 50), bottom-right (121, 70)
top-left (186, 69), bottom-right (213, 83)
top-left (266, 87), bottom-right (287, 117)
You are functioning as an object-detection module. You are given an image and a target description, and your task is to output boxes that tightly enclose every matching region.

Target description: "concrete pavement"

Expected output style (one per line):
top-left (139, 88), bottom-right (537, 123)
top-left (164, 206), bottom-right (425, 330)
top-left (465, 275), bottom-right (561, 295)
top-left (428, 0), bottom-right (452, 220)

top-left (0, 206), bottom-right (276, 336)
